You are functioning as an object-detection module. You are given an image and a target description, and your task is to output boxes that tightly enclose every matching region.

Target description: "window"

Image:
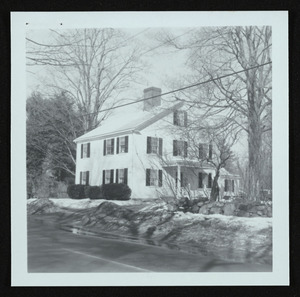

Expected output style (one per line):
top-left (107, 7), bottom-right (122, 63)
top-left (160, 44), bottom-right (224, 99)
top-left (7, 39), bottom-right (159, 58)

top-left (225, 179), bottom-right (234, 192)
top-left (102, 169), bottom-right (114, 184)
top-left (173, 140), bottom-right (188, 157)
top-left (103, 138), bottom-right (114, 155)
top-left (116, 168), bottom-right (128, 185)
top-left (199, 143), bottom-right (210, 160)
top-left (146, 169), bottom-right (162, 187)
top-left (198, 172), bottom-right (203, 188)
top-left (81, 143), bottom-right (90, 158)
top-left (80, 171), bottom-right (89, 185)
top-left (173, 110), bottom-right (187, 127)
top-left (147, 137), bottom-right (163, 155)
top-left (117, 136), bottom-right (128, 154)
top-left (208, 173), bottom-right (212, 188)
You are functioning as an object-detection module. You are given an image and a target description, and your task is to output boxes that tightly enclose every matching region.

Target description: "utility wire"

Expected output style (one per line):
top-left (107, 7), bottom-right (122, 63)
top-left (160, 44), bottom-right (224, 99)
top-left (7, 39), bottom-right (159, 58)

top-left (79, 61), bottom-right (272, 118)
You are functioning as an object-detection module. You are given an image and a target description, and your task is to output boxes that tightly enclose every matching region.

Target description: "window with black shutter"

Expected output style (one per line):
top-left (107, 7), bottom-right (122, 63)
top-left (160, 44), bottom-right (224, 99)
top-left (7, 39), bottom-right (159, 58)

top-left (147, 137), bottom-right (159, 154)
top-left (81, 143), bottom-right (90, 158)
top-left (117, 136), bottom-right (128, 154)
top-left (173, 110), bottom-right (187, 127)
top-left (208, 173), bottom-right (212, 188)
top-left (198, 172), bottom-right (203, 188)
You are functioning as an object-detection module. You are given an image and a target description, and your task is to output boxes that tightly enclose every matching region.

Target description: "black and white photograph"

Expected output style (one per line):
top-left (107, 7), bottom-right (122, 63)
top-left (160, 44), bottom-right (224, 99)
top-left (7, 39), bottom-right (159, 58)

top-left (11, 11), bottom-right (288, 286)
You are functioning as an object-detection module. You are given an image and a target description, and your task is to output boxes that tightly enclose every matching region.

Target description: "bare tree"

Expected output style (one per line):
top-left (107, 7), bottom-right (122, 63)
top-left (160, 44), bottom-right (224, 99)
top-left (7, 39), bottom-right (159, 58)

top-left (162, 26), bottom-right (272, 201)
top-left (26, 28), bottom-right (144, 132)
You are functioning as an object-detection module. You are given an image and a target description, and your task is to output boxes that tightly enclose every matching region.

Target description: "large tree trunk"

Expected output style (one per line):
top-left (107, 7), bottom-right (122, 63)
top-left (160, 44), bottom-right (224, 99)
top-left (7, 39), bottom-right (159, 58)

top-left (247, 76), bottom-right (263, 201)
top-left (210, 169), bottom-right (220, 202)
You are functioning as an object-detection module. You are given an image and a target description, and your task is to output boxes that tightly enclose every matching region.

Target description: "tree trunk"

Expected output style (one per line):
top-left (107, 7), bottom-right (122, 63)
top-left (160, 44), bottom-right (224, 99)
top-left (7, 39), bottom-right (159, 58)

top-left (210, 169), bottom-right (220, 202)
top-left (247, 84), bottom-right (263, 201)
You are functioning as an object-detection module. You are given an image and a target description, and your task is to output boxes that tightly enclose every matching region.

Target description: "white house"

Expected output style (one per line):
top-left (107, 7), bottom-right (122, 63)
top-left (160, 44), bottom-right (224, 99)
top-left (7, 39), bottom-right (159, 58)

top-left (74, 87), bottom-right (239, 200)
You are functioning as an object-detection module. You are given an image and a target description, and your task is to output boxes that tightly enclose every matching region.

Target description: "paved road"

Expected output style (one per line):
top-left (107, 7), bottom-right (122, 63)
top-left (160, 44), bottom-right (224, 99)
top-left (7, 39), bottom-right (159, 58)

top-left (27, 218), bottom-right (271, 273)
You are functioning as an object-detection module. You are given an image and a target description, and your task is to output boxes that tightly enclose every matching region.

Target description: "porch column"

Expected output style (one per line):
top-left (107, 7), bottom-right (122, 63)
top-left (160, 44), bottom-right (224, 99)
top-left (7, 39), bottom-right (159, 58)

top-left (177, 165), bottom-right (181, 198)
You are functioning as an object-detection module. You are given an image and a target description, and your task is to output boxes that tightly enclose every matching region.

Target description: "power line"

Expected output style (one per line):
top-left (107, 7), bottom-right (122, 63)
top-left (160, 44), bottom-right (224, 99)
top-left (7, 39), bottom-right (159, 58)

top-left (79, 61), bottom-right (272, 118)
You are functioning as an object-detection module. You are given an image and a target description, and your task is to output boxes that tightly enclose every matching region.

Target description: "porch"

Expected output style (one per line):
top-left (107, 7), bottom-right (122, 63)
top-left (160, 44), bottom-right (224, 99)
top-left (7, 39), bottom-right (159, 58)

top-left (162, 160), bottom-right (214, 199)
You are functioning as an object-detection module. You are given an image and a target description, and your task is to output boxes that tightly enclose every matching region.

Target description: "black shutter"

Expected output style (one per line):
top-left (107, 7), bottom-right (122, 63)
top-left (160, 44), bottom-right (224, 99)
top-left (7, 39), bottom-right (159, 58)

top-left (173, 110), bottom-right (178, 125)
top-left (198, 172), bottom-right (203, 188)
top-left (103, 140), bottom-right (106, 156)
top-left (117, 137), bottom-right (119, 154)
top-left (209, 144), bottom-right (213, 160)
top-left (199, 144), bottom-right (204, 159)
top-left (147, 137), bottom-right (151, 154)
top-left (81, 144), bottom-right (83, 158)
top-left (158, 170), bottom-right (162, 187)
top-left (86, 171), bottom-right (89, 185)
top-left (225, 179), bottom-right (228, 191)
top-left (184, 142), bottom-right (188, 158)
top-left (184, 111), bottom-right (187, 127)
top-left (80, 172), bottom-right (82, 184)
top-left (146, 169), bottom-right (150, 186)
top-left (110, 169), bottom-right (114, 183)
top-left (232, 180), bottom-right (235, 192)
top-left (111, 139), bottom-right (115, 155)
top-left (180, 172), bottom-right (183, 188)
top-left (208, 173), bottom-right (212, 188)
top-left (116, 169), bottom-right (119, 183)
top-left (159, 138), bottom-right (163, 156)
top-left (175, 171), bottom-right (178, 187)
top-left (125, 136), bottom-right (128, 153)
top-left (87, 143), bottom-right (90, 158)
top-left (102, 170), bottom-right (105, 185)
top-left (173, 140), bottom-right (177, 156)
top-left (203, 144), bottom-right (208, 159)
top-left (124, 168), bottom-right (128, 185)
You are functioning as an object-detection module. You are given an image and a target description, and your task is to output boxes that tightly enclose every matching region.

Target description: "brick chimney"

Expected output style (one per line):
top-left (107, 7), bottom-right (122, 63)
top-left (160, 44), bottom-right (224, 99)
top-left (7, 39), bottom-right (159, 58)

top-left (143, 87), bottom-right (161, 111)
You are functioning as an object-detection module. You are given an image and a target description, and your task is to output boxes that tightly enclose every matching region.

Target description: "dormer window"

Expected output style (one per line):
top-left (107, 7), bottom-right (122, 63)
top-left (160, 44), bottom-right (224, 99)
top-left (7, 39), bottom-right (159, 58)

top-left (173, 110), bottom-right (187, 127)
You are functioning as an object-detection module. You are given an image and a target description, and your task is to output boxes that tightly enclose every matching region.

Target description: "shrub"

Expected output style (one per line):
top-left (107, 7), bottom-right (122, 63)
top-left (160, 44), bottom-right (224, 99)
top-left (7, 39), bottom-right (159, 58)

top-left (85, 186), bottom-right (102, 199)
top-left (101, 183), bottom-right (131, 200)
top-left (67, 184), bottom-right (87, 199)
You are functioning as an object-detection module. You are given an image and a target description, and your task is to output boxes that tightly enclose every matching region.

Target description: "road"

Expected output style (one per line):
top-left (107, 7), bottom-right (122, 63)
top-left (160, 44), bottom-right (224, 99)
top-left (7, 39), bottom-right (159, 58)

top-left (27, 218), bottom-right (271, 272)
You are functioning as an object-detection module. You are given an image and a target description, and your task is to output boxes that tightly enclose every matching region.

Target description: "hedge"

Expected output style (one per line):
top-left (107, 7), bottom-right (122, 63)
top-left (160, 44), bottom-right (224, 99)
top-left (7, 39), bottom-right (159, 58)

top-left (67, 184), bottom-right (88, 199)
top-left (101, 183), bottom-right (131, 201)
top-left (67, 184), bottom-right (131, 200)
top-left (85, 186), bottom-right (103, 200)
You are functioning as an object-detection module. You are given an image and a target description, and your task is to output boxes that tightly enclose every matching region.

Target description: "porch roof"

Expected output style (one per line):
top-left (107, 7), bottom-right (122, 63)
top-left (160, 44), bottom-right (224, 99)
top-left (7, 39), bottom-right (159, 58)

top-left (162, 159), bottom-right (214, 170)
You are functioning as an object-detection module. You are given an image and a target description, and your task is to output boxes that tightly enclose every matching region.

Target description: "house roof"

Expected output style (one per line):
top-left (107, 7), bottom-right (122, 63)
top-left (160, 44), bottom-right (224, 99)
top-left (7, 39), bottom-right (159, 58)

top-left (74, 101), bottom-right (184, 143)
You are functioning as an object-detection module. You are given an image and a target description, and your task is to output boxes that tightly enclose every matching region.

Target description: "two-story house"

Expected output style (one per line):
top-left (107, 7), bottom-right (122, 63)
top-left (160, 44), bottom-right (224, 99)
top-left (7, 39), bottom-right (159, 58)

top-left (74, 87), bottom-right (239, 199)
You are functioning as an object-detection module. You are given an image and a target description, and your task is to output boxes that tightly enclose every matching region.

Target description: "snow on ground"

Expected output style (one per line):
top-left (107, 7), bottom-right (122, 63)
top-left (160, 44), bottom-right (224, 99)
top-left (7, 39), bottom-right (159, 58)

top-left (27, 198), bottom-right (147, 210)
top-left (173, 211), bottom-right (272, 230)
